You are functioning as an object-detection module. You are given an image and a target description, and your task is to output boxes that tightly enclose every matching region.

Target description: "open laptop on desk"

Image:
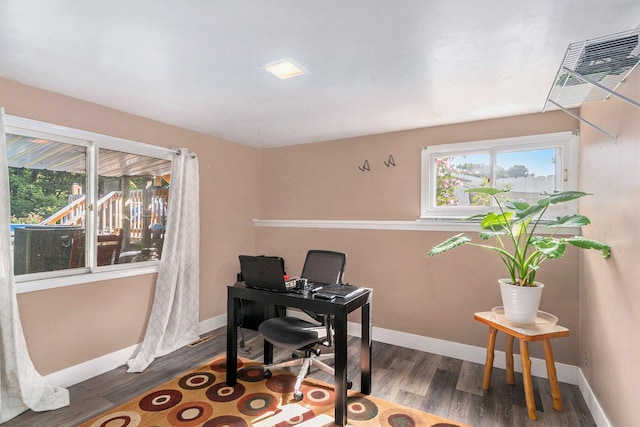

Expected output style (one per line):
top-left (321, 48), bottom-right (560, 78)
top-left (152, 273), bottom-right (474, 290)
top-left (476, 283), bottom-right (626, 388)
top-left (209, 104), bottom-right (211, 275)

top-left (239, 255), bottom-right (297, 292)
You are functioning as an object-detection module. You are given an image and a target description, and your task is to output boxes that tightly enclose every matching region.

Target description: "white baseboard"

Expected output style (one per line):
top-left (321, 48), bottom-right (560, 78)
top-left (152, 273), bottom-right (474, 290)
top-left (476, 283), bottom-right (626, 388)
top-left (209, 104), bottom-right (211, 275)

top-left (347, 320), bottom-right (578, 385)
top-left (45, 343), bottom-right (139, 388)
top-left (578, 368), bottom-right (612, 427)
top-left (47, 313), bottom-right (608, 423)
top-left (355, 321), bottom-right (612, 426)
top-left (197, 313), bottom-right (227, 335)
top-left (44, 314), bottom-right (227, 388)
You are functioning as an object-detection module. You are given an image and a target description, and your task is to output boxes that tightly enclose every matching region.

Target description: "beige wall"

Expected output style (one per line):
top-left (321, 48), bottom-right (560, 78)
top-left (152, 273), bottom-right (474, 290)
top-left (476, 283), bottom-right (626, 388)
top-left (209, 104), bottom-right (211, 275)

top-left (256, 227), bottom-right (580, 362)
top-left (2, 75), bottom-right (612, 392)
top-left (257, 111), bottom-right (583, 364)
top-left (579, 70), bottom-right (640, 425)
top-left (1, 78), bottom-right (260, 374)
top-left (261, 113), bottom-right (578, 221)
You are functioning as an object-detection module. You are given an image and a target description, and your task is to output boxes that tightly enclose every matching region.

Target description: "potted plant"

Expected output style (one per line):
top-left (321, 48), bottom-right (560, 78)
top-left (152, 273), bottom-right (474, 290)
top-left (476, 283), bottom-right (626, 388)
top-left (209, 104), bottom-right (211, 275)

top-left (428, 188), bottom-right (611, 323)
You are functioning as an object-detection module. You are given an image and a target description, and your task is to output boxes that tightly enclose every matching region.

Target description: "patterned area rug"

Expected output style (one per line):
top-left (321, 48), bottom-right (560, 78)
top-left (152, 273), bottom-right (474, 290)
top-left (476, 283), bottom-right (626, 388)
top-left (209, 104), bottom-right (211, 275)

top-left (80, 356), bottom-right (469, 427)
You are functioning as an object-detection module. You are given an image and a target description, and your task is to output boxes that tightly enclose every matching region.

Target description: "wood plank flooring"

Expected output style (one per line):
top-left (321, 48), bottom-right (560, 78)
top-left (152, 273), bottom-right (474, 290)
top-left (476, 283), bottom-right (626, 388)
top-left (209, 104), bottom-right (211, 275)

top-left (3, 327), bottom-right (596, 426)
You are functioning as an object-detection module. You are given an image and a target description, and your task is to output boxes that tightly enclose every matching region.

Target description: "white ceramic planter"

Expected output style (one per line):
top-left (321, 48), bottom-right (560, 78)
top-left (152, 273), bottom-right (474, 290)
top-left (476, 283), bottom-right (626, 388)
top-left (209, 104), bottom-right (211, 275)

top-left (499, 278), bottom-right (544, 324)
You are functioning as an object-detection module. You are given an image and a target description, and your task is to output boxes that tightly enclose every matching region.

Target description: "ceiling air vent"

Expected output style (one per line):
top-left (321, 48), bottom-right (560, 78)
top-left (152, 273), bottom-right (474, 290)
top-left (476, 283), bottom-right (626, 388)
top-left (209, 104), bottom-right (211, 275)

top-left (544, 28), bottom-right (640, 139)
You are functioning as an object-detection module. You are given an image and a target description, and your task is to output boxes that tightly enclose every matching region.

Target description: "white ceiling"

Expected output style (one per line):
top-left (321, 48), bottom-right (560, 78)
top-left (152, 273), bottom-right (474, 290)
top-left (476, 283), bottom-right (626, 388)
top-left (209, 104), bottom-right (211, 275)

top-left (1, 1), bottom-right (639, 148)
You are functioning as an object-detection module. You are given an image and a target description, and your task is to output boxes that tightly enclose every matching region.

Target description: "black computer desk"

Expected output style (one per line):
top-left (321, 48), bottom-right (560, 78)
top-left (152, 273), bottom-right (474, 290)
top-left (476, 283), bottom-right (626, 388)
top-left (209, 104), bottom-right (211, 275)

top-left (226, 282), bottom-right (372, 426)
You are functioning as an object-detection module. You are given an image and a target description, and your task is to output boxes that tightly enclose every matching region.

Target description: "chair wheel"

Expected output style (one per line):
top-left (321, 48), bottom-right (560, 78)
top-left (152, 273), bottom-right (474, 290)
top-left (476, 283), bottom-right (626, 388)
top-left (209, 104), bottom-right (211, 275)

top-left (293, 391), bottom-right (304, 401)
top-left (347, 381), bottom-right (353, 389)
top-left (263, 369), bottom-right (272, 378)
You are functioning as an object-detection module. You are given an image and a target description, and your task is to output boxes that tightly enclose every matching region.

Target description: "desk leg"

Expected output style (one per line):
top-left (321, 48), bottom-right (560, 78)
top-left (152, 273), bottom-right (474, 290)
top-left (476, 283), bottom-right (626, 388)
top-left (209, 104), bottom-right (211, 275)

top-left (361, 298), bottom-right (372, 395)
top-left (226, 294), bottom-right (238, 386)
top-left (334, 310), bottom-right (348, 426)
top-left (519, 340), bottom-right (538, 420)
top-left (482, 327), bottom-right (497, 390)
top-left (263, 340), bottom-right (273, 365)
top-left (505, 334), bottom-right (515, 385)
top-left (263, 305), bottom-right (276, 365)
top-left (543, 339), bottom-right (563, 411)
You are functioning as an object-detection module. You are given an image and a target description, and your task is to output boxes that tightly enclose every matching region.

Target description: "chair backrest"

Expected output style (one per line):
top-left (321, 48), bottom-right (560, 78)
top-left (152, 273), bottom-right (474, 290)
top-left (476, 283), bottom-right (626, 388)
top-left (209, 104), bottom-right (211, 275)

top-left (300, 250), bottom-right (347, 340)
top-left (69, 230), bottom-right (85, 268)
top-left (301, 250), bottom-right (346, 285)
top-left (69, 229), bottom-right (124, 268)
top-left (97, 232), bottom-right (124, 266)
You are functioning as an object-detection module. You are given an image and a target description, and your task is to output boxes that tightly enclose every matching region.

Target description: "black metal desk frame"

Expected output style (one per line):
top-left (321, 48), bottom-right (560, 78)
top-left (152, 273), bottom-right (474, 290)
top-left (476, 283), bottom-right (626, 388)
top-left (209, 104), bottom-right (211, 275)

top-left (226, 283), bottom-right (372, 426)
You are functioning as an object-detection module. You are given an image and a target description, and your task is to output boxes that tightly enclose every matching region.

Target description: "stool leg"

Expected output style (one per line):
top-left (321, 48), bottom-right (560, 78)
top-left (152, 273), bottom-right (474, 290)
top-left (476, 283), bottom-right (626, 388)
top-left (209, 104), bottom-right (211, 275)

top-left (519, 340), bottom-right (537, 420)
top-left (543, 339), bottom-right (563, 411)
top-left (505, 334), bottom-right (515, 385)
top-left (482, 327), bottom-right (497, 390)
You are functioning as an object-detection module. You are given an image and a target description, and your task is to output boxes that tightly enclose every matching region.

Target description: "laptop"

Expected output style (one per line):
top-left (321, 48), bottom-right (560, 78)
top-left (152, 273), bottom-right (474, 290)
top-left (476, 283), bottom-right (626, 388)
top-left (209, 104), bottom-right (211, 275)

top-left (239, 255), bottom-right (297, 292)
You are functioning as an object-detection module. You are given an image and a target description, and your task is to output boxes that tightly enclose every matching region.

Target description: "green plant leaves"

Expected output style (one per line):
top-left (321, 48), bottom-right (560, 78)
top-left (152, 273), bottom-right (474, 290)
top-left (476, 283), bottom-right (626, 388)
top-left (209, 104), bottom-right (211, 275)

top-left (513, 192), bottom-right (590, 221)
top-left (479, 230), bottom-right (506, 239)
top-left (565, 236), bottom-right (611, 258)
top-left (547, 214), bottom-right (591, 228)
top-left (427, 188), bottom-right (612, 282)
top-left (427, 233), bottom-right (471, 256)
top-left (505, 199), bottom-right (530, 211)
top-left (545, 191), bottom-right (590, 204)
top-left (513, 201), bottom-right (547, 220)
top-left (530, 236), bottom-right (567, 258)
top-left (480, 211), bottom-right (512, 231)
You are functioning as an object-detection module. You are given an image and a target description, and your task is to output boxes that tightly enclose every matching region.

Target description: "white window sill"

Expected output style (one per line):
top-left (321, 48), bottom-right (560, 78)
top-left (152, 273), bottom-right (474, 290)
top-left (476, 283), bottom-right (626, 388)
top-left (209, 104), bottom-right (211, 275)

top-left (253, 219), bottom-right (580, 235)
top-left (15, 263), bottom-right (159, 294)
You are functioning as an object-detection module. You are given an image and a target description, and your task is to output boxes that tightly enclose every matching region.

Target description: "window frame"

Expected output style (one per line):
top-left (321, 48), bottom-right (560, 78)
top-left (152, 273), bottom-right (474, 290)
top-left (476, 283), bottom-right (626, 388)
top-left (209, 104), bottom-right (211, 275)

top-left (5, 114), bottom-right (175, 291)
top-left (420, 131), bottom-right (579, 220)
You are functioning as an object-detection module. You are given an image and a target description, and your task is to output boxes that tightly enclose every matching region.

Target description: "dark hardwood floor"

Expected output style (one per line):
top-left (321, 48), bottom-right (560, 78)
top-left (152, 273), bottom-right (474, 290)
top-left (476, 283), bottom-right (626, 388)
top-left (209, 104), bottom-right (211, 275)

top-left (3, 327), bottom-right (596, 426)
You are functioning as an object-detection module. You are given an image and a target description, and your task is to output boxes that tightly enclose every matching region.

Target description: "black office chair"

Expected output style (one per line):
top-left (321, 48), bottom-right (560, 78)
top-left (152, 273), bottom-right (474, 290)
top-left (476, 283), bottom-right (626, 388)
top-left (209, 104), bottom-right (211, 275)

top-left (259, 250), bottom-right (347, 401)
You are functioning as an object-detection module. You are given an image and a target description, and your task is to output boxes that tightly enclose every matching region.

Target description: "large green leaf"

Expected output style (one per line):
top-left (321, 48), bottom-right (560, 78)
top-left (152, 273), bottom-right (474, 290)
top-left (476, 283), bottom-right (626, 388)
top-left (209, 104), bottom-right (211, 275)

top-left (513, 201), bottom-right (547, 220)
top-left (509, 222), bottom-right (526, 238)
top-left (565, 236), bottom-right (611, 258)
top-left (536, 196), bottom-right (552, 208)
top-left (463, 213), bottom-right (489, 221)
top-left (546, 214), bottom-right (591, 228)
top-left (481, 211), bottom-right (513, 231)
top-left (530, 236), bottom-right (566, 258)
top-left (505, 199), bottom-right (530, 211)
top-left (544, 191), bottom-right (591, 204)
top-left (427, 233), bottom-right (471, 256)
top-left (479, 230), bottom-right (507, 239)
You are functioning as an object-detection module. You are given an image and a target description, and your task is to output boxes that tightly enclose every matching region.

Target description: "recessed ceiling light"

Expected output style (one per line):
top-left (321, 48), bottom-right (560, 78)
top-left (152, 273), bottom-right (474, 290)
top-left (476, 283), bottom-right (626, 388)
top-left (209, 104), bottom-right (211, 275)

top-left (265, 59), bottom-right (307, 79)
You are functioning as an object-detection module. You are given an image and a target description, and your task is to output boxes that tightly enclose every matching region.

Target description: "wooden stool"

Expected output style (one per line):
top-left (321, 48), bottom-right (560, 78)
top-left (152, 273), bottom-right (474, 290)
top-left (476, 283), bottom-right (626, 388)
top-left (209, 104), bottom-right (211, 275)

top-left (474, 310), bottom-right (569, 421)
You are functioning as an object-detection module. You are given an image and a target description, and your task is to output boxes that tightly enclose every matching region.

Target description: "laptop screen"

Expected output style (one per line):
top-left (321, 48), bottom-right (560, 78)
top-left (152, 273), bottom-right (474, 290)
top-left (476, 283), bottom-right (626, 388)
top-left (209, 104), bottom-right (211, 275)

top-left (239, 255), bottom-right (288, 292)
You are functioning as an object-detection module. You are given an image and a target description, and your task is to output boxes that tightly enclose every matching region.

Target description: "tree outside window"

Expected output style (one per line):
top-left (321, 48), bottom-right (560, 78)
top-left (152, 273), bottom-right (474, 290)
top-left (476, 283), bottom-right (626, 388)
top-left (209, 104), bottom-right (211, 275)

top-left (6, 127), bottom-right (171, 278)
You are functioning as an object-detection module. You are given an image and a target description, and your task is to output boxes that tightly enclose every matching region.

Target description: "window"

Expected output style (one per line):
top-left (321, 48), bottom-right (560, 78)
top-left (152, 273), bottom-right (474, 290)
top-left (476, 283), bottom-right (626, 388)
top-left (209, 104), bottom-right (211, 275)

top-left (421, 132), bottom-right (579, 219)
top-left (6, 115), bottom-right (173, 283)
